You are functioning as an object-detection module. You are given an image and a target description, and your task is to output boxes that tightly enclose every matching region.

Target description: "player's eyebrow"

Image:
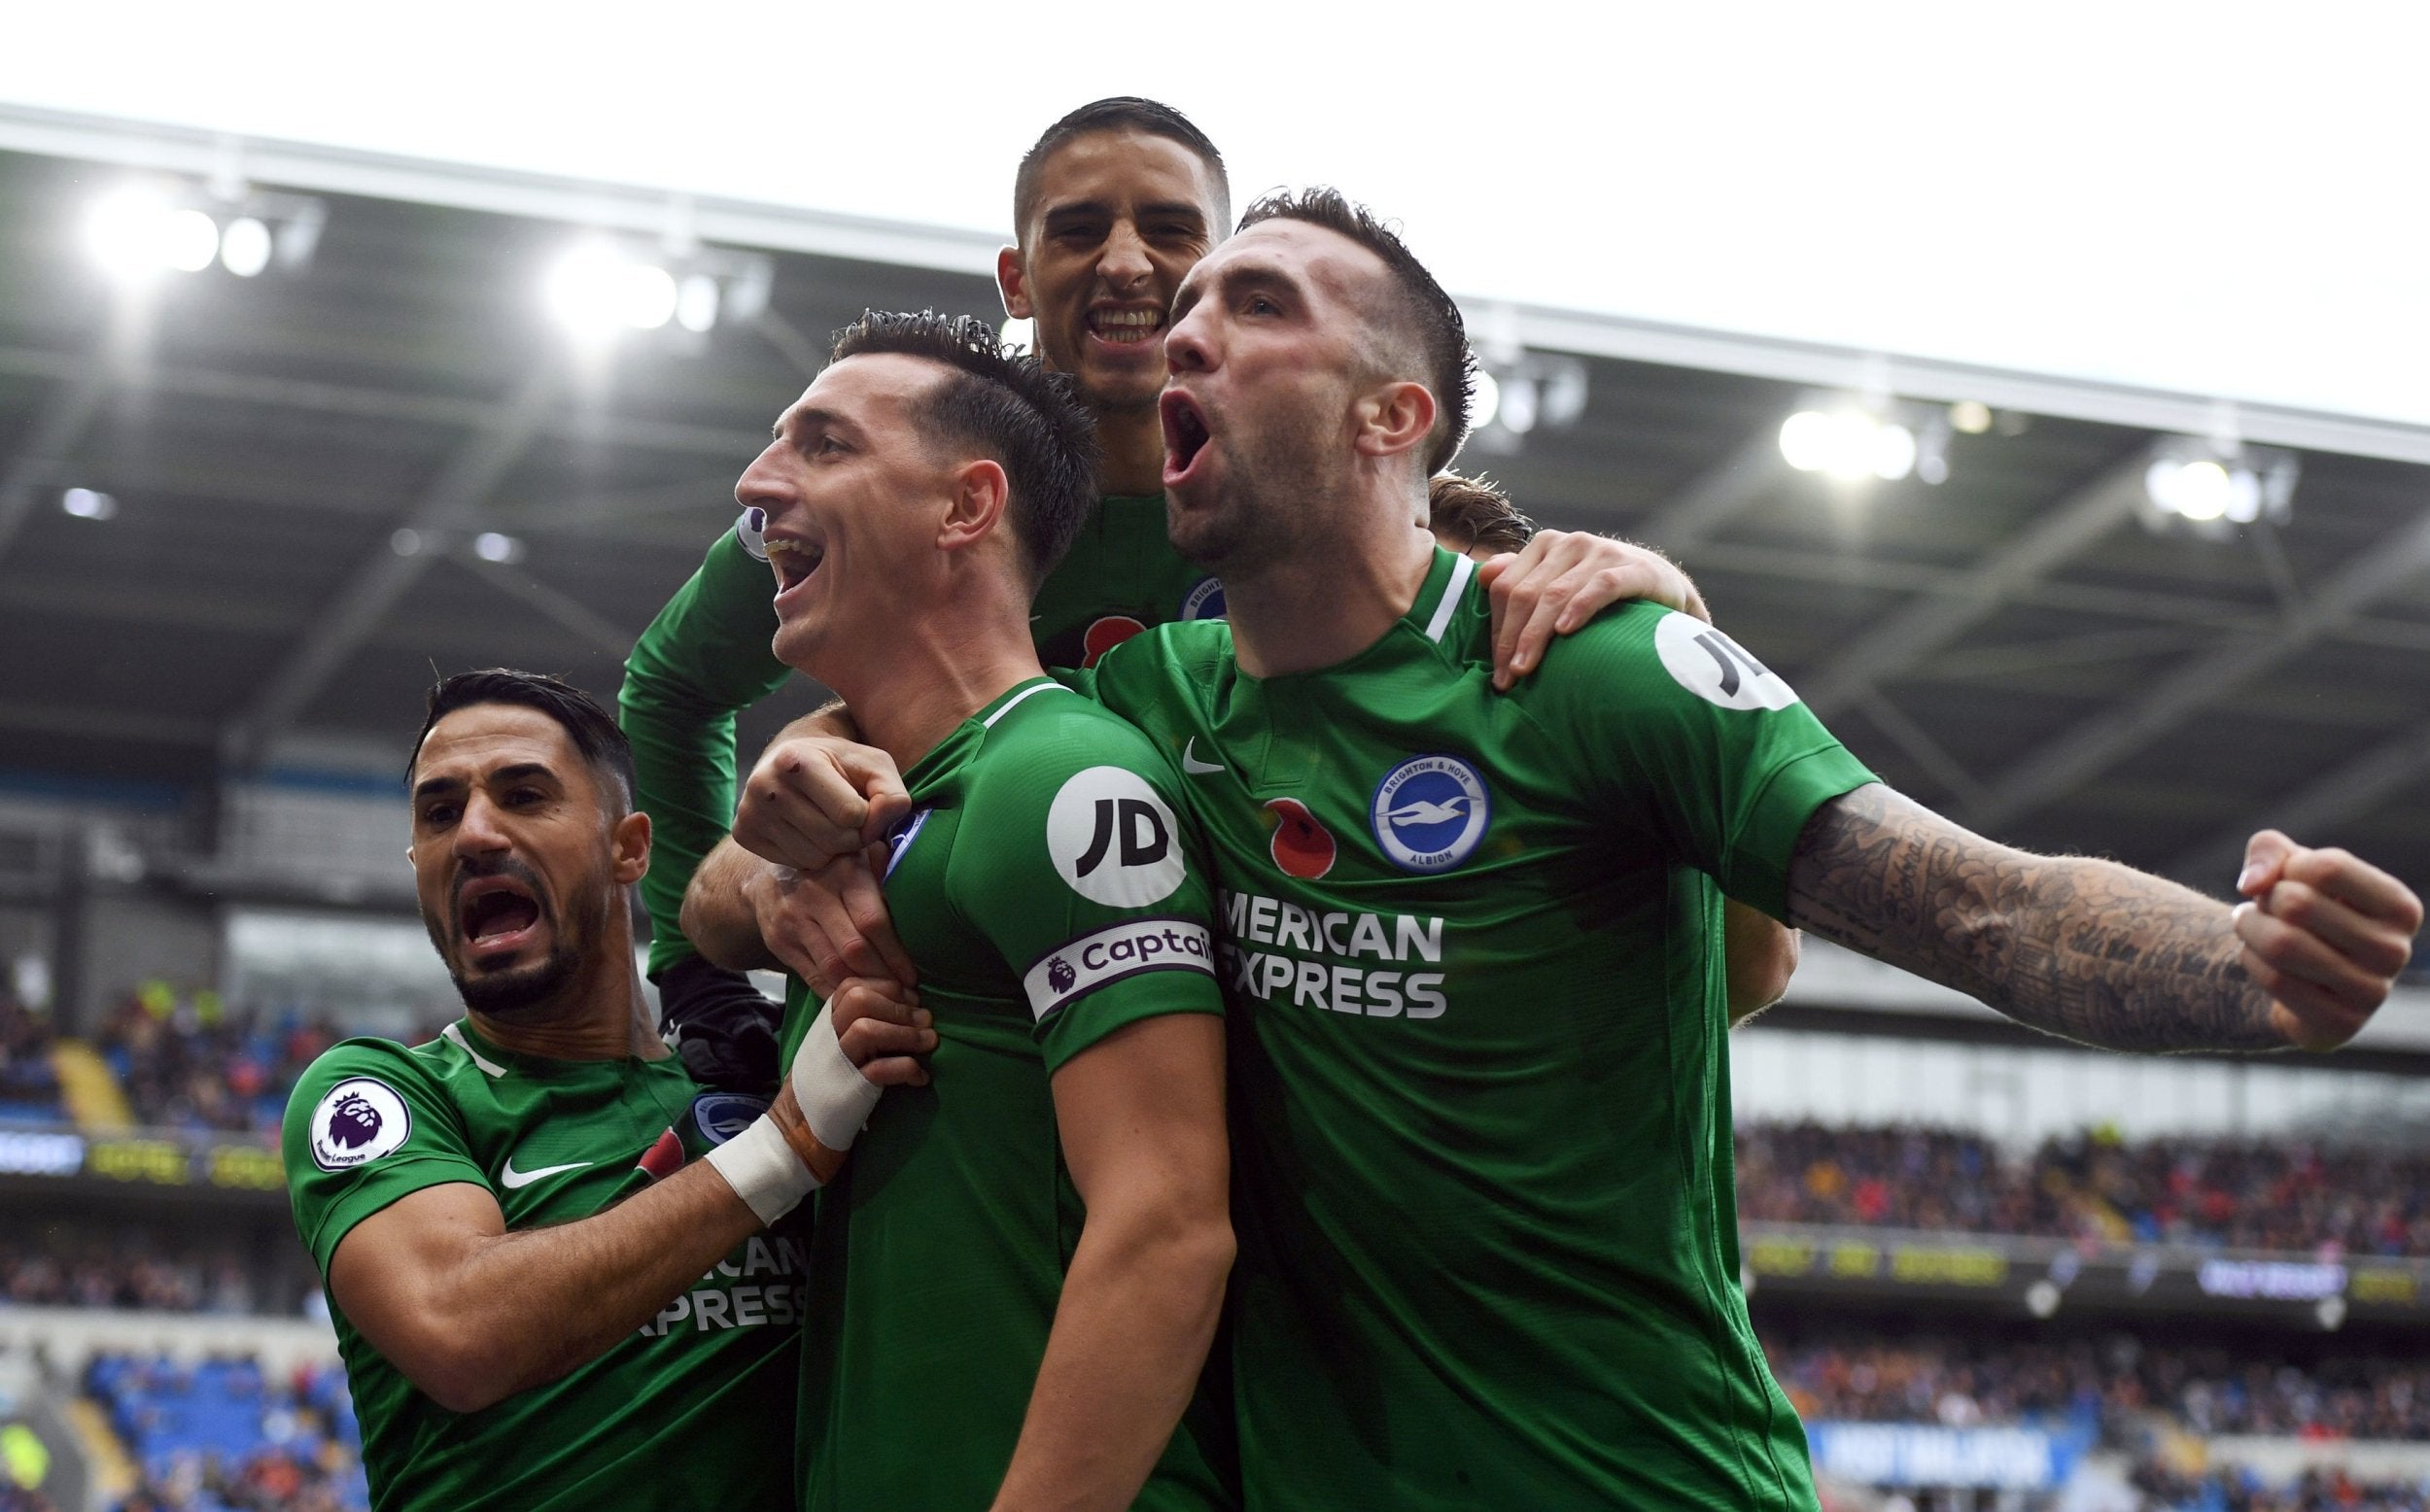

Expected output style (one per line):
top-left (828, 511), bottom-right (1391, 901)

top-left (775, 405), bottom-right (857, 448)
top-left (1172, 259), bottom-right (1297, 323)
top-left (411, 762), bottom-right (558, 805)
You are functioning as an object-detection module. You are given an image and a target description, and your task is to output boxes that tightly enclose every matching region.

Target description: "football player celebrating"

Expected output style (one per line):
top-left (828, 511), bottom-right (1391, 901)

top-left (729, 190), bottom-right (2421, 1508)
top-left (282, 670), bottom-right (928, 1510)
top-left (619, 97), bottom-right (1784, 1083)
top-left (685, 311), bottom-right (1235, 1511)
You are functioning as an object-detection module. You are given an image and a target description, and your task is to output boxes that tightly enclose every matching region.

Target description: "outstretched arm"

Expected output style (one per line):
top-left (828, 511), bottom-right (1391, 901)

top-left (1784, 783), bottom-right (2421, 1052)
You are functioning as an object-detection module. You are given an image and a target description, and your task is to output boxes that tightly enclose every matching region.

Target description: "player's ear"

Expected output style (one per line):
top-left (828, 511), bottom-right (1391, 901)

top-left (1354, 380), bottom-right (1437, 463)
top-left (610, 808), bottom-right (650, 886)
top-left (939, 459), bottom-right (1009, 555)
top-left (997, 246), bottom-right (1032, 322)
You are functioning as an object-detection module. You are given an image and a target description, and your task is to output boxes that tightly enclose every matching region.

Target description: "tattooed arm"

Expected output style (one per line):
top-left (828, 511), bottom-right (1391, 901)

top-left (1784, 783), bottom-right (2422, 1053)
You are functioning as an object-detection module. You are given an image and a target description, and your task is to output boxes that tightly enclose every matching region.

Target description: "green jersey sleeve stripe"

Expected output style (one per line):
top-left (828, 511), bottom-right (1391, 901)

top-left (1020, 916), bottom-right (1216, 1020)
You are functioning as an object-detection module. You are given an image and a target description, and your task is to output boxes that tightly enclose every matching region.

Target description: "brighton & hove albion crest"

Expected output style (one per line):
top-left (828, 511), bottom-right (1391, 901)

top-left (1370, 755), bottom-right (1491, 874)
top-left (309, 1077), bottom-right (412, 1172)
top-left (690, 1092), bottom-right (767, 1148)
top-left (1180, 577), bottom-right (1227, 620)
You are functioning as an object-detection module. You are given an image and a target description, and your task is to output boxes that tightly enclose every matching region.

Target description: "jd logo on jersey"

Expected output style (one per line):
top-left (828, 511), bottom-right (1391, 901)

top-left (1652, 612), bottom-right (1800, 711)
top-left (1076, 800), bottom-right (1168, 876)
top-left (1371, 755), bottom-right (1492, 874)
top-left (1047, 767), bottom-right (1187, 907)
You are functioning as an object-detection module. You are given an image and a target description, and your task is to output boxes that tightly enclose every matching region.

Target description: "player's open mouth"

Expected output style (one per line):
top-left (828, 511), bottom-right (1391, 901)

top-left (766, 536), bottom-right (826, 598)
top-left (1161, 391), bottom-right (1211, 488)
top-left (1088, 306), bottom-right (1163, 348)
top-left (458, 876), bottom-right (543, 956)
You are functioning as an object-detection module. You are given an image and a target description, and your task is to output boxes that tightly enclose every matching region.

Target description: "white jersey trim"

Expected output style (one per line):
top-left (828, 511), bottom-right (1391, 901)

top-left (1422, 553), bottom-right (1476, 644)
top-left (442, 1022), bottom-right (507, 1079)
top-left (982, 680), bottom-right (1066, 729)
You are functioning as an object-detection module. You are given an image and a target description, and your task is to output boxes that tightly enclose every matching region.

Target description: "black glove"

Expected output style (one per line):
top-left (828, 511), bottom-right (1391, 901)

top-left (656, 955), bottom-right (782, 1096)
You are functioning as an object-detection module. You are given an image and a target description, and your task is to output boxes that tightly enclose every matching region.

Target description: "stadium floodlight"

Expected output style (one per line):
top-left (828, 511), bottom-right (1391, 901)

top-left (1779, 408), bottom-right (1919, 482)
top-left (676, 273), bottom-right (720, 334)
top-left (546, 240), bottom-right (770, 348)
top-left (1498, 375), bottom-right (1540, 436)
top-left (1462, 353), bottom-right (1583, 457)
top-left (82, 185), bottom-right (327, 285)
top-left (219, 216), bottom-right (273, 278)
top-left (1948, 399), bottom-right (1994, 434)
top-left (60, 488), bottom-right (118, 520)
top-left (84, 189), bottom-right (192, 281)
top-left (545, 243), bottom-right (679, 336)
top-left (471, 532), bottom-right (525, 564)
top-left (2137, 440), bottom-right (2298, 536)
top-left (1469, 368), bottom-right (1501, 431)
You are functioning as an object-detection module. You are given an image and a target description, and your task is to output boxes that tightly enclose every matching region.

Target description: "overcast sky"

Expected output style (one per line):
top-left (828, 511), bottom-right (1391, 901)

top-left (5, 1), bottom-right (2424, 428)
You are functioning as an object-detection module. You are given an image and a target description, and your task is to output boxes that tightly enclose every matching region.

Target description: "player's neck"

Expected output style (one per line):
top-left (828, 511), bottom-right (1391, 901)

top-left (1226, 515), bottom-right (1436, 679)
top-left (468, 915), bottom-right (665, 1062)
top-left (1093, 405), bottom-right (1165, 497)
top-left (830, 597), bottom-right (1044, 773)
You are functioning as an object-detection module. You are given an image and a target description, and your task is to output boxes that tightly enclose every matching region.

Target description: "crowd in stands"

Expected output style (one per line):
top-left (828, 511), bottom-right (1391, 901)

top-left (88, 1354), bottom-right (366, 1512)
top-left (1736, 1120), bottom-right (2430, 1257)
top-left (2127, 1461), bottom-right (2430, 1512)
top-left (1771, 1331), bottom-right (2430, 1443)
top-left (0, 1229), bottom-right (281, 1316)
top-left (97, 984), bottom-right (347, 1136)
top-left (0, 990), bottom-right (59, 1121)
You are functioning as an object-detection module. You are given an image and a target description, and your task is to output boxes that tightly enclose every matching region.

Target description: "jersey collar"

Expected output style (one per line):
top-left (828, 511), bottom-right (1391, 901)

top-left (904, 675), bottom-right (1066, 790)
top-left (1406, 546), bottom-right (1479, 645)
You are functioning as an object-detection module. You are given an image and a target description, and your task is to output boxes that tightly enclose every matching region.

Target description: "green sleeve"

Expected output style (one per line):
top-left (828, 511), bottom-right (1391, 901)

top-left (1533, 603), bottom-right (1877, 920)
top-left (619, 524), bottom-right (794, 976)
top-left (282, 1041), bottom-right (486, 1274)
top-left (947, 715), bottom-right (1225, 1074)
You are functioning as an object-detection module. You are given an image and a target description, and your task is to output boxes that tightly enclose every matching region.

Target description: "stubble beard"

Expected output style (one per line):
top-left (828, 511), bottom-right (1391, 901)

top-left (427, 863), bottom-right (601, 1021)
top-left (1168, 412), bottom-right (1341, 582)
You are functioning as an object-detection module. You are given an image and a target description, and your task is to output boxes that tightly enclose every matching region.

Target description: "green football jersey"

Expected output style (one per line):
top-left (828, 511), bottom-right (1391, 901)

top-left (283, 1020), bottom-right (802, 1511)
top-left (620, 498), bottom-right (1218, 977)
top-left (785, 676), bottom-right (1233, 1511)
top-left (1080, 547), bottom-right (1876, 1510)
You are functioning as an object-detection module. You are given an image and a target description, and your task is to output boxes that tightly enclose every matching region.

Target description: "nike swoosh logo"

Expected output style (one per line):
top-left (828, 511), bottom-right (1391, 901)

top-left (1182, 739), bottom-right (1225, 775)
top-left (501, 1157), bottom-right (594, 1189)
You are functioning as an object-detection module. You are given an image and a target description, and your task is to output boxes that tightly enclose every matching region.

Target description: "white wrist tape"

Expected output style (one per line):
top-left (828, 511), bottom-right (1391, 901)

top-left (791, 1005), bottom-right (883, 1153)
top-left (704, 1117), bottom-right (816, 1225)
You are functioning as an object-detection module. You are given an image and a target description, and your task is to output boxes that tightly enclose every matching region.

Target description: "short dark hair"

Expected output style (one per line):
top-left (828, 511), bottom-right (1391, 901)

top-left (1236, 188), bottom-right (1476, 475)
top-left (409, 670), bottom-right (636, 813)
top-left (829, 309), bottom-right (1099, 582)
top-left (1013, 97), bottom-right (1230, 240)
top-left (1427, 472), bottom-right (1537, 556)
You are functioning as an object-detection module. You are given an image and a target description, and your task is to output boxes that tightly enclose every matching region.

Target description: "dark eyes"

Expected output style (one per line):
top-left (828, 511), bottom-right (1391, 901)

top-left (1244, 294), bottom-right (1281, 316)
